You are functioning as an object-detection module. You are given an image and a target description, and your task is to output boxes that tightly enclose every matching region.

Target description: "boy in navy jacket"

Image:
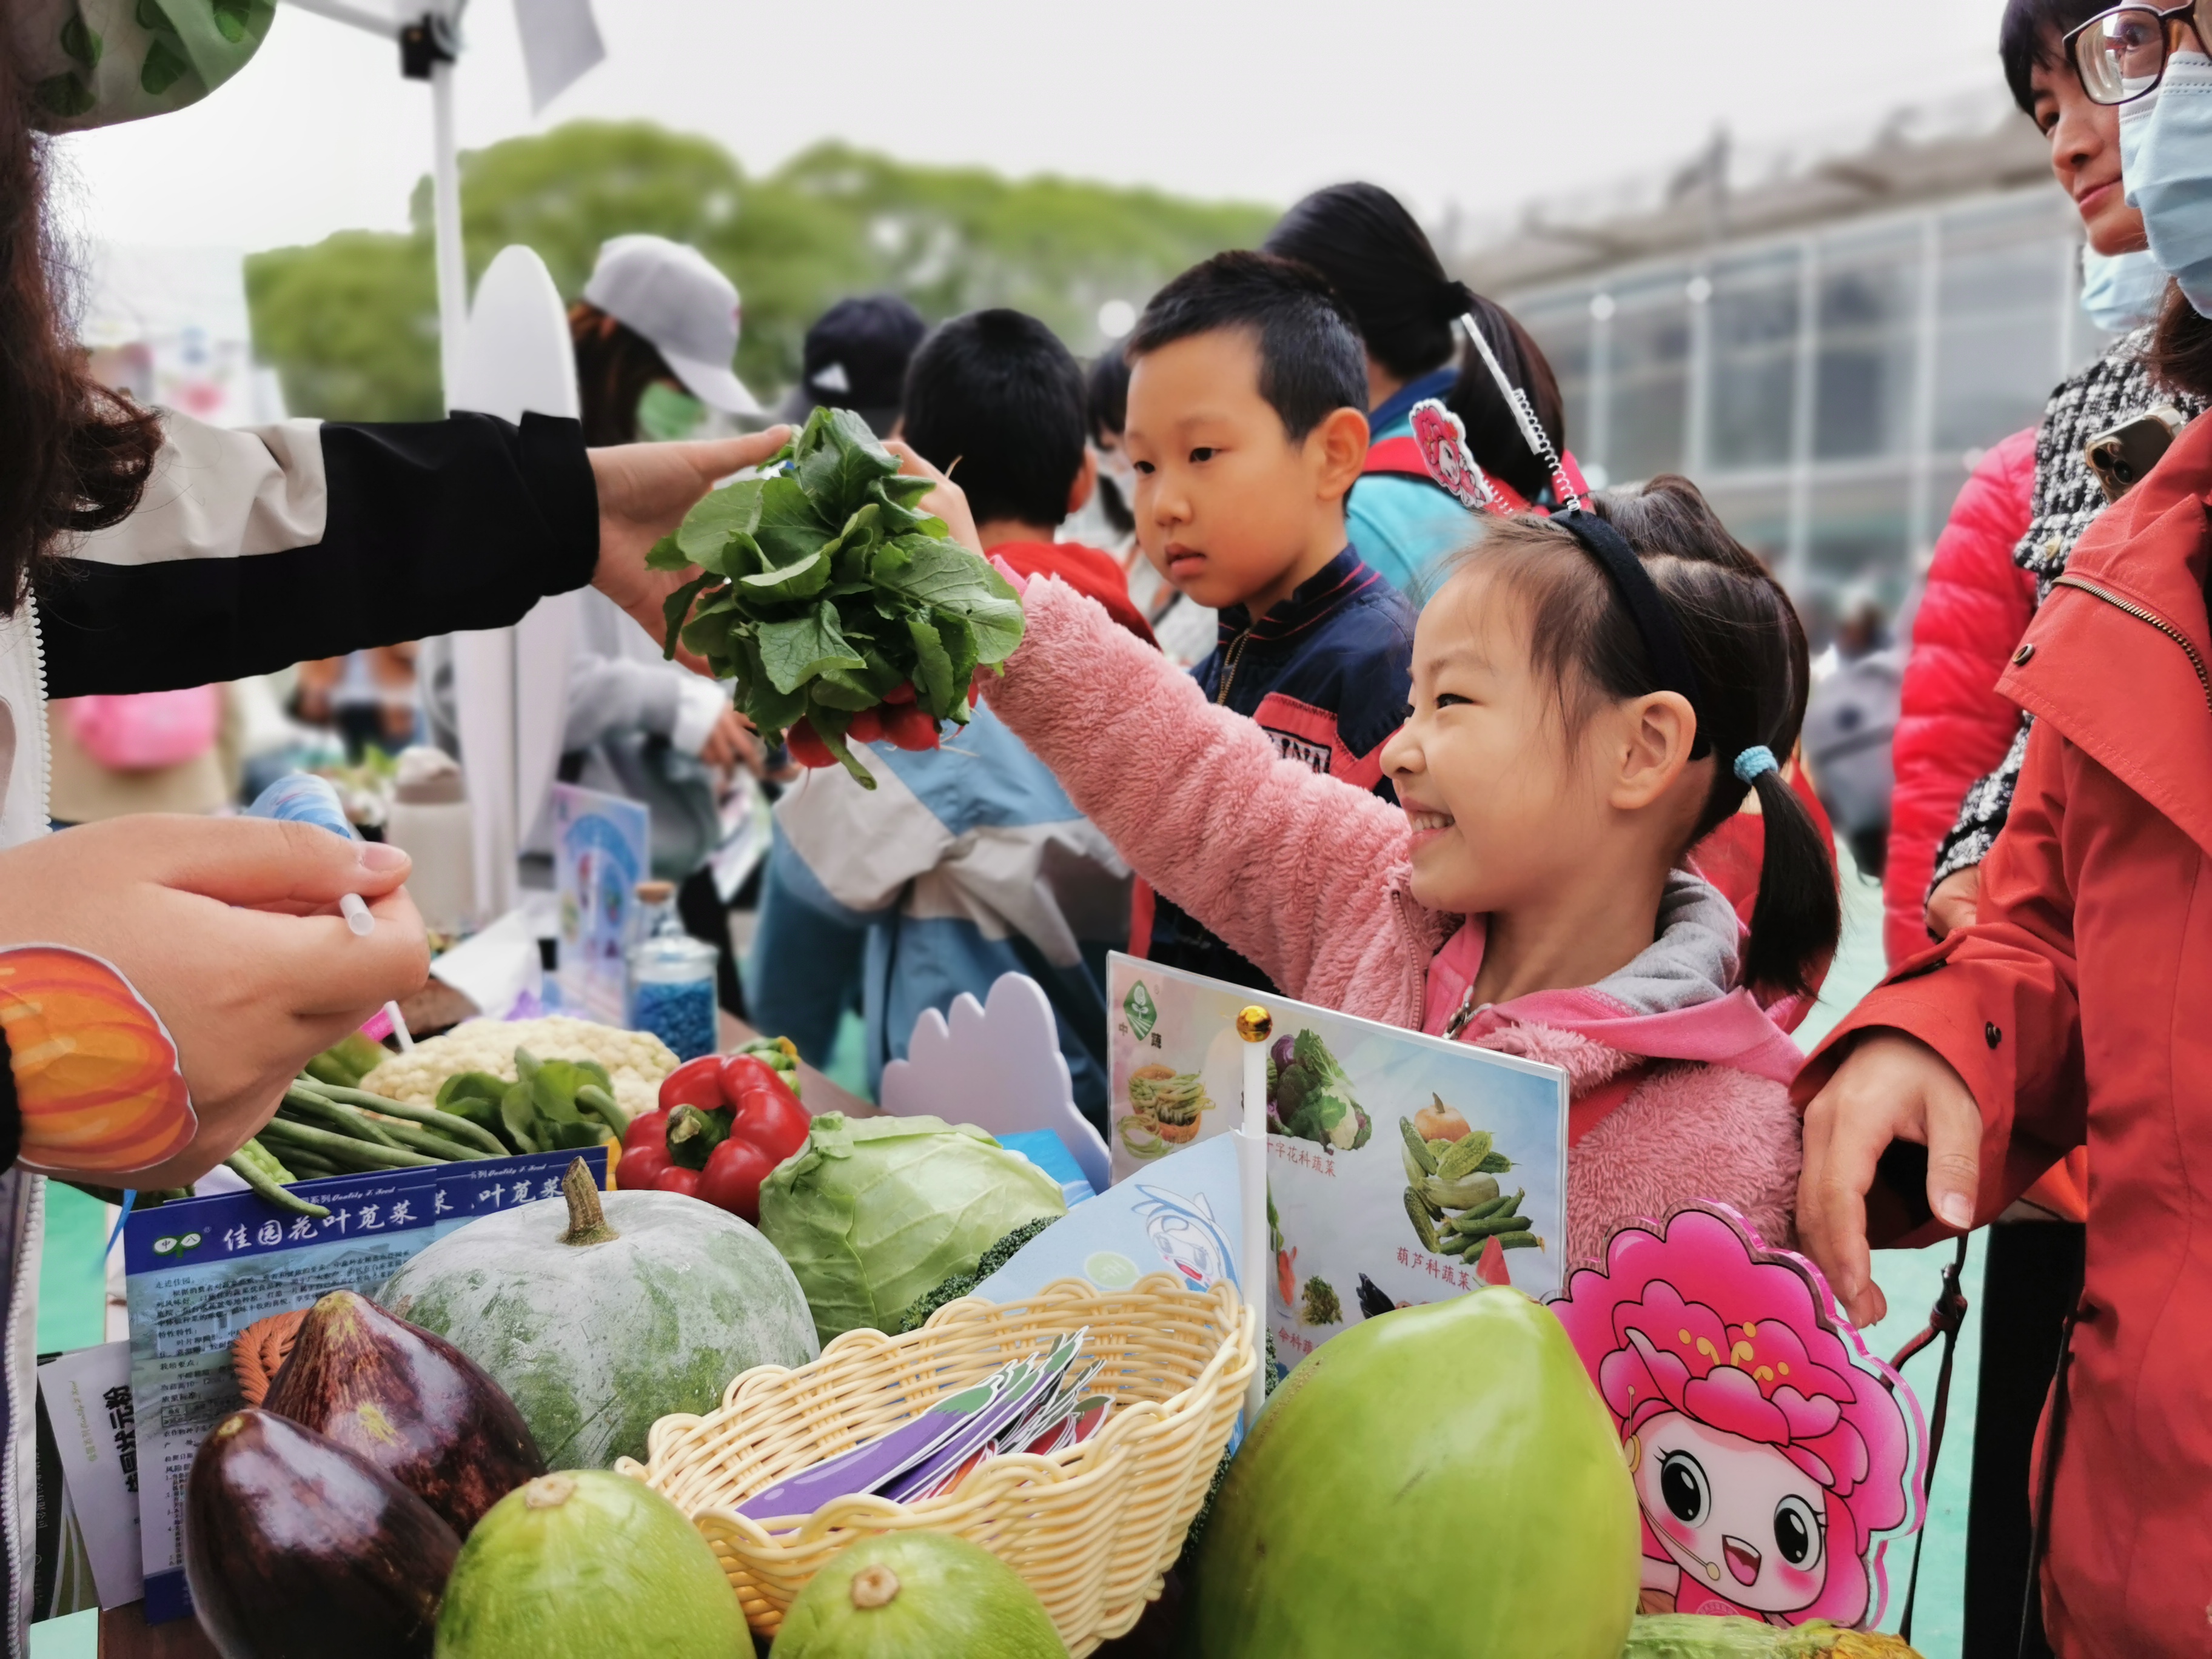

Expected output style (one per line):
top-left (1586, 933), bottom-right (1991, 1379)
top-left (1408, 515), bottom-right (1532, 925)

top-left (1118, 252), bottom-right (1418, 990)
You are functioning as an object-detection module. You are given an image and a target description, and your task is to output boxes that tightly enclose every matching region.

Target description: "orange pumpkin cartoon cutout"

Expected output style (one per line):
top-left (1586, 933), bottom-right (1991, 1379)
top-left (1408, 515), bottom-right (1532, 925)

top-left (0, 946), bottom-right (195, 1174)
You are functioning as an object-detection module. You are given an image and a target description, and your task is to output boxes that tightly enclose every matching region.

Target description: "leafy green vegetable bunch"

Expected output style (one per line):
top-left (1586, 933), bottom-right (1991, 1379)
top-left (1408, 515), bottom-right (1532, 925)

top-left (1269, 1028), bottom-right (1373, 1152)
top-left (648, 405), bottom-right (1025, 787)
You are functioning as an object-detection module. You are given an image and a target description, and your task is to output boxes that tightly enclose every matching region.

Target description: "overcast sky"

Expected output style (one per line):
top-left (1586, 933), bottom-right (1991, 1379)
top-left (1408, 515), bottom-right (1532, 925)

top-left (51, 0), bottom-right (2022, 257)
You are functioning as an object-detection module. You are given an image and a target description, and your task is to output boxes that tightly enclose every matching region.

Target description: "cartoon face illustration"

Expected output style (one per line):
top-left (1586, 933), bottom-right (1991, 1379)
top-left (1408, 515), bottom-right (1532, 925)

top-left (1632, 1411), bottom-right (1828, 1615)
top-left (1409, 400), bottom-right (1490, 512)
top-left (1548, 1205), bottom-right (1923, 1629)
top-left (1133, 1185), bottom-right (1235, 1292)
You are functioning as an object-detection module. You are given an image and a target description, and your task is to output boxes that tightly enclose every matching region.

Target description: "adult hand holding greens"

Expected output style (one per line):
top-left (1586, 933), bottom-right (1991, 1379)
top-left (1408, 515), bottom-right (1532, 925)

top-left (648, 407), bottom-right (1025, 785)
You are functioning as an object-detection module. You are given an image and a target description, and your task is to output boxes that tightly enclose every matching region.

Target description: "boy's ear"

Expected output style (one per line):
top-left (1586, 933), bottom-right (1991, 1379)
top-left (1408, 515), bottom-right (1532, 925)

top-left (1066, 447), bottom-right (1097, 518)
top-left (1309, 407), bottom-right (1371, 504)
top-left (1609, 691), bottom-right (1700, 814)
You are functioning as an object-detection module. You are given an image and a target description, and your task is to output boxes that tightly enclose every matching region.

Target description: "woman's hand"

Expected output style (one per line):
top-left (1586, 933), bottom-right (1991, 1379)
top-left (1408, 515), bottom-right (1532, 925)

top-left (699, 708), bottom-right (763, 776)
top-left (1925, 866), bottom-right (1981, 942)
top-left (589, 428), bottom-right (791, 666)
top-left (0, 817), bottom-right (427, 1188)
top-left (883, 440), bottom-right (984, 555)
top-left (1796, 1030), bottom-right (1983, 1326)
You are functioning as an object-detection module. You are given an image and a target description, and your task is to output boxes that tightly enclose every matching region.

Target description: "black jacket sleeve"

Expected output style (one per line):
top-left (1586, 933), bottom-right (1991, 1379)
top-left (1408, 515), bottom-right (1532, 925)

top-left (38, 412), bottom-right (598, 698)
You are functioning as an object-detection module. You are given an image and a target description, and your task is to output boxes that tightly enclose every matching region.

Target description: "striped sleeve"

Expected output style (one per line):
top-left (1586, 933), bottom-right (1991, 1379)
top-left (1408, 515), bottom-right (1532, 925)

top-left (39, 409), bottom-right (597, 698)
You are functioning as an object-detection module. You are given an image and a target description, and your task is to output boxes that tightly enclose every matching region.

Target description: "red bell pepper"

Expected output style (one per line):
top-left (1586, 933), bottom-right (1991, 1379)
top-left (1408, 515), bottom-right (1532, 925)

top-left (646, 1050), bottom-right (811, 1221)
top-left (653, 1165), bottom-right (703, 1199)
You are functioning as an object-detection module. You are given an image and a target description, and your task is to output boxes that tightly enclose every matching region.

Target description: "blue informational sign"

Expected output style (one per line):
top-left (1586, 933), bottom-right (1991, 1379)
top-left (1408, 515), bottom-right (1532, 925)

top-left (125, 1146), bottom-right (607, 1623)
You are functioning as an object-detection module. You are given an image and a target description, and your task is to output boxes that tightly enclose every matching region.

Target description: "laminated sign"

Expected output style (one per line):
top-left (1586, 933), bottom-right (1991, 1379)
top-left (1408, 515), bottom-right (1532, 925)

top-left (123, 1147), bottom-right (607, 1622)
top-left (1105, 953), bottom-right (1567, 1377)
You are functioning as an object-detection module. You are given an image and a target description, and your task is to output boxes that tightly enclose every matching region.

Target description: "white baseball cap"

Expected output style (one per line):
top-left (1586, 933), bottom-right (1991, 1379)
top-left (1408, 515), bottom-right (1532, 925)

top-left (583, 235), bottom-right (760, 416)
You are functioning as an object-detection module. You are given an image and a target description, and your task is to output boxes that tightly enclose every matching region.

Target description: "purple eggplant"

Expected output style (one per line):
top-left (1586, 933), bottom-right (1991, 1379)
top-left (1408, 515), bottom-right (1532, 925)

top-left (186, 1409), bottom-right (459, 1659)
top-left (264, 1290), bottom-right (541, 1536)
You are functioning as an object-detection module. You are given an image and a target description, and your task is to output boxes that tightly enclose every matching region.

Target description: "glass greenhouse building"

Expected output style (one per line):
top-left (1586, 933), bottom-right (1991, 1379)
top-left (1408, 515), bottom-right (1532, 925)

top-left (1462, 103), bottom-right (2119, 629)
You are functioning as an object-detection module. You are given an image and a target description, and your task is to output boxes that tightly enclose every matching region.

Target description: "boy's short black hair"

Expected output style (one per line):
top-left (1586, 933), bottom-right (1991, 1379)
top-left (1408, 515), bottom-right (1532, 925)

top-left (2000, 0), bottom-right (2111, 114)
top-left (1125, 250), bottom-right (1367, 442)
top-left (900, 309), bottom-right (1087, 530)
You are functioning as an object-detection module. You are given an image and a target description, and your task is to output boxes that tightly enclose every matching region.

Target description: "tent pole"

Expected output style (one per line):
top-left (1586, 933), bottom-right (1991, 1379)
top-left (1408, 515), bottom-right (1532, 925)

top-left (429, 55), bottom-right (468, 413)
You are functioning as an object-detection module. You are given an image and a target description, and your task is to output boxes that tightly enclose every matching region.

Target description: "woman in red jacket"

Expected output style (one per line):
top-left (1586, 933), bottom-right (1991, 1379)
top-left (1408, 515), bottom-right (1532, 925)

top-left (1883, 429), bottom-right (2037, 968)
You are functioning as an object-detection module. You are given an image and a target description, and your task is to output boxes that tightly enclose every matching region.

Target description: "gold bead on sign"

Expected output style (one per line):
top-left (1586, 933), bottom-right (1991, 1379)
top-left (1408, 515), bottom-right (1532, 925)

top-left (1235, 1005), bottom-right (1273, 1044)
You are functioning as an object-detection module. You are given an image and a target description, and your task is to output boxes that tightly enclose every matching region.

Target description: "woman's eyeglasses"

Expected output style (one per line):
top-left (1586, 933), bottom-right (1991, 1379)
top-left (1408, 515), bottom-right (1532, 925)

top-left (2065, 1), bottom-right (2212, 106)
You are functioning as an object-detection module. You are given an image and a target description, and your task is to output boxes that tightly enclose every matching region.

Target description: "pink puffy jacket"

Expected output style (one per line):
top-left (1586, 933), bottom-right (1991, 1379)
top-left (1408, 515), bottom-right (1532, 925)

top-left (986, 577), bottom-right (1806, 1265)
top-left (1882, 429), bottom-right (2038, 965)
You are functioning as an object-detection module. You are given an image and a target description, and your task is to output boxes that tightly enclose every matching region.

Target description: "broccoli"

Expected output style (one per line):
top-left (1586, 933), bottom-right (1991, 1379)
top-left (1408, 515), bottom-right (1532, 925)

top-left (894, 1215), bottom-right (1063, 1333)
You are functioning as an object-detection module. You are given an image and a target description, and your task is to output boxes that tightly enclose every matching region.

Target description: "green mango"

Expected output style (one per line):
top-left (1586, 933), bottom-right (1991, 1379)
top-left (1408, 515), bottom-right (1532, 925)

top-left (1190, 1287), bottom-right (1638, 1658)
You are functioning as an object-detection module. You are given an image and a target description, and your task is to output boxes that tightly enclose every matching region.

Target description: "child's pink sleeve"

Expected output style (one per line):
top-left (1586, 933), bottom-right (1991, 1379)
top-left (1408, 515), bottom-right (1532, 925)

top-left (982, 576), bottom-right (1408, 1000)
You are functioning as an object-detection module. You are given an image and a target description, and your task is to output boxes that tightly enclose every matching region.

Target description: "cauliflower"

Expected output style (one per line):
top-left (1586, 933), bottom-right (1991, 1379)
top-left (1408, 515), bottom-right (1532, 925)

top-left (361, 1016), bottom-right (679, 1121)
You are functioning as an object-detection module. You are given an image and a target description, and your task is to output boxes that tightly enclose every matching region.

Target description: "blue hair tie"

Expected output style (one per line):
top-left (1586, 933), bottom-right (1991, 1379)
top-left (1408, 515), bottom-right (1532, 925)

top-left (1733, 745), bottom-right (1778, 785)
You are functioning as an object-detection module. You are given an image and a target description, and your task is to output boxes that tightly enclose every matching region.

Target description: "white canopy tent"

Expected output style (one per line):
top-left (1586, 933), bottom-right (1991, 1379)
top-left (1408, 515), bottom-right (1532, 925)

top-left (276, 0), bottom-right (605, 920)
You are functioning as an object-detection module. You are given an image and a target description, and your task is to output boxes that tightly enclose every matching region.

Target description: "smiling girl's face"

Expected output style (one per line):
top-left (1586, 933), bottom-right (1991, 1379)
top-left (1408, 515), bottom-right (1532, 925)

top-left (1379, 562), bottom-right (1704, 920)
top-left (1634, 1412), bottom-right (1828, 1615)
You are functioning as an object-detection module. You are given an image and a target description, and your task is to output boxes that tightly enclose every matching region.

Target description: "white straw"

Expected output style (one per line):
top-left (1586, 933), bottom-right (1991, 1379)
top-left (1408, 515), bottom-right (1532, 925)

top-left (338, 893), bottom-right (373, 936)
top-left (384, 1000), bottom-right (415, 1052)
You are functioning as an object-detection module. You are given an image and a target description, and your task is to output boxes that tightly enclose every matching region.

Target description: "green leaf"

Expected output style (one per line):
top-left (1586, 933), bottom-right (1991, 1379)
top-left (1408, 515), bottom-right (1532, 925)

top-left (659, 573), bottom-right (715, 660)
top-left (732, 635), bottom-right (808, 735)
top-left (644, 532), bottom-right (693, 573)
top-left (676, 478), bottom-right (765, 562)
top-left (799, 409), bottom-right (900, 517)
top-left (960, 591), bottom-right (1025, 666)
top-left (757, 603), bottom-right (866, 693)
top-left (805, 699), bottom-right (879, 790)
top-left (863, 477), bottom-right (934, 536)
top-left (737, 546), bottom-right (833, 602)
top-left (907, 615), bottom-right (956, 712)
top-left (754, 475), bottom-right (833, 568)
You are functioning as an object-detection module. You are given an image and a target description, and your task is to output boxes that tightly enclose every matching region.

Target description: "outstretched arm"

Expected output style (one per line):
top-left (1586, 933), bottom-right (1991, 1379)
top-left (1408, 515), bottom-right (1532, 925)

top-left (984, 575), bottom-right (1410, 1001)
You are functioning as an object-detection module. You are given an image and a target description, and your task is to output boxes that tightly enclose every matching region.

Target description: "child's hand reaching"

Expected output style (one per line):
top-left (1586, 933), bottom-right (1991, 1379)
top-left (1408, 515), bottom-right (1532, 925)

top-left (883, 438), bottom-right (984, 555)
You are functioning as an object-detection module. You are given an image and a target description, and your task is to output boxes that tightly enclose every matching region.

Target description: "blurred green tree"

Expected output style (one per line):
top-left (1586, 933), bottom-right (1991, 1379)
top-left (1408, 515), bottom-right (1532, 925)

top-left (245, 121), bottom-right (1273, 423)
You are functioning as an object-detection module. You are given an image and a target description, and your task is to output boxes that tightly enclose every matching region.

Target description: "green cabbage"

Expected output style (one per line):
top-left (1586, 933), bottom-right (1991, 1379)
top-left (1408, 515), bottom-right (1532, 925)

top-left (758, 1113), bottom-right (1067, 1342)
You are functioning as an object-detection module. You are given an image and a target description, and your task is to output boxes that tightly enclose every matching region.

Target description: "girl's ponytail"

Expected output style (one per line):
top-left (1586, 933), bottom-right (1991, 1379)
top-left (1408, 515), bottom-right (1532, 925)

top-left (1740, 760), bottom-right (1842, 1002)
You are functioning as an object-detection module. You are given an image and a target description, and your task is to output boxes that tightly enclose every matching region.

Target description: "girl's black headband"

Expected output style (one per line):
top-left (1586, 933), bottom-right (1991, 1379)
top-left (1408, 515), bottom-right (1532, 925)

top-left (1552, 508), bottom-right (1711, 760)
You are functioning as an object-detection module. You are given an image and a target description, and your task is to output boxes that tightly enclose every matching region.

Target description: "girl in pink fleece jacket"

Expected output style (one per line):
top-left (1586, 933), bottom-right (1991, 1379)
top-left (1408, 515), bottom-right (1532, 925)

top-left (968, 470), bottom-right (1837, 1265)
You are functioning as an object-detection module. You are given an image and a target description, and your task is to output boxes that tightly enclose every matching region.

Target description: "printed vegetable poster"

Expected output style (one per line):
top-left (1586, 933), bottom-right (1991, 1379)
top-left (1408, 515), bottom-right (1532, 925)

top-left (1106, 954), bottom-right (1567, 1375)
top-left (123, 1147), bottom-right (605, 1623)
top-left (551, 782), bottom-right (649, 1023)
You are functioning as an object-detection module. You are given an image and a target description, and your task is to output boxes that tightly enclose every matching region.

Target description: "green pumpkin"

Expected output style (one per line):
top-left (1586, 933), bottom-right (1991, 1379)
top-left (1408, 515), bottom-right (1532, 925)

top-left (380, 1164), bottom-right (818, 1468)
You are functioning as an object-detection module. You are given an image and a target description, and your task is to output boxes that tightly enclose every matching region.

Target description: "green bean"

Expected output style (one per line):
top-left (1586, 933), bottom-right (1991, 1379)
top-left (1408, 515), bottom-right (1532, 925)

top-left (281, 1088), bottom-right (403, 1150)
top-left (280, 1150), bottom-right (343, 1179)
top-left (258, 1116), bottom-right (441, 1170)
top-left (225, 1152), bottom-right (329, 1219)
top-left (1447, 1190), bottom-right (1517, 1227)
top-left (1446, 1210), bottom-right (1532, 1242)
top-left (299, 1082), bottom-right (508, 1158)
top-left (1497, 1232), bottom-right (1542, 1250)
top-left (575, 1084), bottom-right (629, 1139)
top-left (349, 1118), bottom-right (468, 1163)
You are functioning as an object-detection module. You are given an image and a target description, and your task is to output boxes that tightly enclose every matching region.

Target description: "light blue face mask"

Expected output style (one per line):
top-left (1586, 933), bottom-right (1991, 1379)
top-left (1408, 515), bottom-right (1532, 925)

top-left (2121, 51), bottom-right (2212, 317)
top-left (2080, 246), bottom-right (2170, 331)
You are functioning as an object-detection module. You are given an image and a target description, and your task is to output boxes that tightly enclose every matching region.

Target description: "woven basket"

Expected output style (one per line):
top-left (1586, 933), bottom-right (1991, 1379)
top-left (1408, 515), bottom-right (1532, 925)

top-left (621, 1274), bottom-right (1255, 1654)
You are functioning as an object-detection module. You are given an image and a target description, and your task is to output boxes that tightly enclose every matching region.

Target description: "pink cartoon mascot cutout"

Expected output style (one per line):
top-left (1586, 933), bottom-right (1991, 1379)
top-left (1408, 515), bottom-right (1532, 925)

top-left (1549, 1204), bottom-right (1925, 1627)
